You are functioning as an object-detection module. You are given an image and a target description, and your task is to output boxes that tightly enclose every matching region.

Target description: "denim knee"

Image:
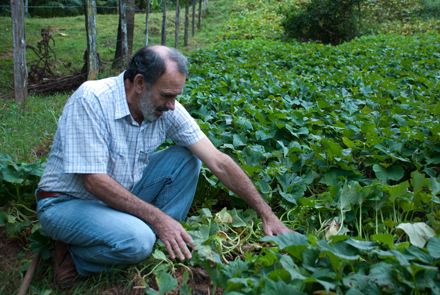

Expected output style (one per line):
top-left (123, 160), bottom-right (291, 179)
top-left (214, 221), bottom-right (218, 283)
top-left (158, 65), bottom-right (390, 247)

top-left (114, 226), bottom-right (156, 264)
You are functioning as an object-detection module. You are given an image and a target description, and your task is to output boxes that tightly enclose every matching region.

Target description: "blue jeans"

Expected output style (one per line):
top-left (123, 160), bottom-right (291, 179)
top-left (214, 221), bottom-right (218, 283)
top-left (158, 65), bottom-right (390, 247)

top-left (36, 146), bottom-right (201, 276)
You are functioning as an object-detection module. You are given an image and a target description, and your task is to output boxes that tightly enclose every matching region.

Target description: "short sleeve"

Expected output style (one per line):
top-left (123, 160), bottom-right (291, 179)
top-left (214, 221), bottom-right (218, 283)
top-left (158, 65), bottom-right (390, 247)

top-left (166, 102), bottom-right (206, 146)
top-left (62, 96), bottom-right (109, 174)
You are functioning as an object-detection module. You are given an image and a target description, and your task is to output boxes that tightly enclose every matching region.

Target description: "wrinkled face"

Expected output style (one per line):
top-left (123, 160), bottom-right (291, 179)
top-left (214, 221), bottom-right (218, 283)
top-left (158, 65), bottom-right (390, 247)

top-left (139, 64), bottom-right (186, 123)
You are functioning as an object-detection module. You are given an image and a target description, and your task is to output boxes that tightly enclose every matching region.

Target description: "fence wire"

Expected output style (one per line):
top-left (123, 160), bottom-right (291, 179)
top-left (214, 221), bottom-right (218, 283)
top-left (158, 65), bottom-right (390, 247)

top-left (0, 5), bottom-right (164, 13)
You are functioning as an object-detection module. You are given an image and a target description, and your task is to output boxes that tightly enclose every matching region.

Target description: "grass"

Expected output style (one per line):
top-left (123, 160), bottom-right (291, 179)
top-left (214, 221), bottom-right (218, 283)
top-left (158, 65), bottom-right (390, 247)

top-left (0, 0), bottom-right (231, 163)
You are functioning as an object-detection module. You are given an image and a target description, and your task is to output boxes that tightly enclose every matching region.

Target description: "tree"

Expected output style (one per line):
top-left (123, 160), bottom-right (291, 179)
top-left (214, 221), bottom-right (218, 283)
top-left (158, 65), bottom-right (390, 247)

top-left (175, 0), bottom-right (180, 49)
top-left (161, 0), bottom-right (166, 45)
top-left (112, 0), bottom-right (135, 69)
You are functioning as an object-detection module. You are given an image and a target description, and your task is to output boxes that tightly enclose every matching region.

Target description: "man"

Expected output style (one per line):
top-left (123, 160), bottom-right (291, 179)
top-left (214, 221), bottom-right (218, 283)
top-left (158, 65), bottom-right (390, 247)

top-left (36, 45), bottom-right (292, 288)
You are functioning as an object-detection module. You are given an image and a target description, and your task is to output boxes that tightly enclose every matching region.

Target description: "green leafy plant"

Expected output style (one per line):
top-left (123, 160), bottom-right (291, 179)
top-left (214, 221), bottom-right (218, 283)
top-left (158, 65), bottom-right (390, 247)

top-left (280, 0), bottom-right (364, 44)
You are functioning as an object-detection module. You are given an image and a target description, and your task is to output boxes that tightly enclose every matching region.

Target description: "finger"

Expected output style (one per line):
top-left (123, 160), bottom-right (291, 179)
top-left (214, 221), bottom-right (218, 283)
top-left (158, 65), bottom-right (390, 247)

top-left (176, 238), bottom-right (192, 260)
top-left (181, 231), bottom-right (197, 250)
top-left (170, 239), bottom-right (186, 261)
top-left (164, 241), bottom-right (176, 260)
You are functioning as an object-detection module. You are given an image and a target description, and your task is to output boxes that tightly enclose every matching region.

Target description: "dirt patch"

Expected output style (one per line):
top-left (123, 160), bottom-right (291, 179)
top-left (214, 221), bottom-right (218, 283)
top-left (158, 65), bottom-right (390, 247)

top-left (0, 227), bottom-right (33, 291)
top-left (0, 48), bottom-right (13, 60)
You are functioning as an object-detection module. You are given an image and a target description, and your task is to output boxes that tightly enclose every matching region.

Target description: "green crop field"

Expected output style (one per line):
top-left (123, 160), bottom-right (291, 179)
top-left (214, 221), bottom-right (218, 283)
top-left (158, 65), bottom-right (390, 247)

top-left (1, 0), bottom-right (440, 294)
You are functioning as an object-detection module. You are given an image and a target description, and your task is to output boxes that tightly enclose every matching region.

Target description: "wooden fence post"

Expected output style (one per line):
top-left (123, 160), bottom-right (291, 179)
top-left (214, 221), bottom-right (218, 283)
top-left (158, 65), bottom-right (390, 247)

top-left (145, 0), bottom-right (150, 46)
top-left (120, 0), bottom-right (129, 65)
top-left (198, 0), bottom-right (201, 29)
top-left (10, 0), bottom-right (27, 105)
top-left (175, 0), bottom-right (180, 49)
top-left (192, 0), bottom-right (195, 37)
top-left (161, 1), bottom-right (167, 45)
top-left (85, 0), bottom-right (99, 80)
top-left (184, 2), bottom-right (189, 47)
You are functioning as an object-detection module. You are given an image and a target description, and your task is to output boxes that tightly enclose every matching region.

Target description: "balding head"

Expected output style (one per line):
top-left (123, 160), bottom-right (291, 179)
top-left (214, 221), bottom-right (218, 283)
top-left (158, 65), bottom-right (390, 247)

top-left (125, 46), bottom-right (188, 90)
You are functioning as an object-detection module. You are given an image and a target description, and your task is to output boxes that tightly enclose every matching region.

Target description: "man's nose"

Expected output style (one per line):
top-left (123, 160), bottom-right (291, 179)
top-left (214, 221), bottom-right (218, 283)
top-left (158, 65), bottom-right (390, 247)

top-left (164, 99), bottom-right (175, 111)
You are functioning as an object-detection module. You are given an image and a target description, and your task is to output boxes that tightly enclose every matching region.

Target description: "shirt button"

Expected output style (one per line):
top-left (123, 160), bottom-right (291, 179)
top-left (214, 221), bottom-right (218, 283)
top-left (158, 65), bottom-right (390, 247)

top-left (133, 172), bottom-right (136, 175)
top-left (137, 150), bottom-right (139, 154)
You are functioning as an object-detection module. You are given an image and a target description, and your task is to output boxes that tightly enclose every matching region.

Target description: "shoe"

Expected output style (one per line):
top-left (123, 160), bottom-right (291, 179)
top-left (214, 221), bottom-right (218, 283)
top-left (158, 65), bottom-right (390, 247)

top-left (52, 240), bottom-right (80, 290)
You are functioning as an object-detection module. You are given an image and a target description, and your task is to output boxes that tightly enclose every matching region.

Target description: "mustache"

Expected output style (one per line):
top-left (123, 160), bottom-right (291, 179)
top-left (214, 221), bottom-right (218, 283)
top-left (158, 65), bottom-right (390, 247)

top-left (156, 106), bottom-right (169, 112)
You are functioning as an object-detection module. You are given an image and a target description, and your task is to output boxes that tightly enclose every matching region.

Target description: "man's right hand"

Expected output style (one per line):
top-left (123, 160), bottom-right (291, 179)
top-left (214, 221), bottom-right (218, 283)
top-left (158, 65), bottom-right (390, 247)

top-left (152, 213), bottom-right (196, 261)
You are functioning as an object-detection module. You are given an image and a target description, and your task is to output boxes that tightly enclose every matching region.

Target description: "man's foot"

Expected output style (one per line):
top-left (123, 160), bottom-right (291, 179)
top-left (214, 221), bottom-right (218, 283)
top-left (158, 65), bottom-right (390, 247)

top-left (52, 240), bottom-right (80, 290)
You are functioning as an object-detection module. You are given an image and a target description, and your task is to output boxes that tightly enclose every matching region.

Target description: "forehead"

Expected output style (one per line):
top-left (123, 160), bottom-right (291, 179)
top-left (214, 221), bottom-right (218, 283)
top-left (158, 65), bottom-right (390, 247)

top-left (152, 66), bottom-right (186, 95)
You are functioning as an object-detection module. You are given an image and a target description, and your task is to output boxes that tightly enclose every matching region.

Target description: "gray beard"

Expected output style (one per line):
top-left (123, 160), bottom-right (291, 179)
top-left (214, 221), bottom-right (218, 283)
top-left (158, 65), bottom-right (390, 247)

top-left (140, 91), bottom-right (159, 123)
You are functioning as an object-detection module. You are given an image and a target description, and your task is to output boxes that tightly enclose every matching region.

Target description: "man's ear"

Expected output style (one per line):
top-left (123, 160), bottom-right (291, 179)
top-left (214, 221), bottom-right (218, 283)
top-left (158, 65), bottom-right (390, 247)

top-left (133, 74), bottom-right (145, 94)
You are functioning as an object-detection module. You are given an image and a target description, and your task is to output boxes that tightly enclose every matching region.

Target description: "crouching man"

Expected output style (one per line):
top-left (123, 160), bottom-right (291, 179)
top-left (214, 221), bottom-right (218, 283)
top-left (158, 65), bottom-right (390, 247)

top-left (36, 45), bottom-right (292, 289)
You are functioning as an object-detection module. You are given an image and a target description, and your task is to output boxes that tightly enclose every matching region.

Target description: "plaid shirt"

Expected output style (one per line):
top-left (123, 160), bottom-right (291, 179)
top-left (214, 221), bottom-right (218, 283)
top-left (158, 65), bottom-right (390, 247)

top-left (38, 72), bottom-right (205, 200)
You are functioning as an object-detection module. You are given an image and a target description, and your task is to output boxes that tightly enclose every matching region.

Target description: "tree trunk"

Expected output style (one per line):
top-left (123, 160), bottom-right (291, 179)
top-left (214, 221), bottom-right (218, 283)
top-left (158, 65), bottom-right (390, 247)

top-left (184, 3), bottom-right (189, 46)
top-left (175, 0), bottom-right (180, 49)
top-left (112, 0), bottom-right (131, 69)
top-left (127, 0), bottom-right (135, 56)
top-left (192, 0), bottom-right (195, 37)
top-left (204, 0), bottom-right (208, 12)
top-left (10, 0), bottom-right (27, 105)
top-left (85, 0), bottom-right (98, 80)
top-left (198, 0), bottom-right (201, 29)
top-left (161, 1), bottom-right (167, 45)
top-left (145, 0), bottom-right (150, 46)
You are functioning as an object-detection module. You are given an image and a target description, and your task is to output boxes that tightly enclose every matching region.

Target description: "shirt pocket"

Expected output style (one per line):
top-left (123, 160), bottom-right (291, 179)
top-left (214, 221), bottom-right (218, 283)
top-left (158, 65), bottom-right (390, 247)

top-left (108, 140), bottom-right (126, 173)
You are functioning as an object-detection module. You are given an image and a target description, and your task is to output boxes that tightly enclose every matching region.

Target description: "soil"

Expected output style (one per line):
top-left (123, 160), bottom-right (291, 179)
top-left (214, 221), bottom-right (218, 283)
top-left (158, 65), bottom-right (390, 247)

top-left (0, 227), bottom-right (34, 291)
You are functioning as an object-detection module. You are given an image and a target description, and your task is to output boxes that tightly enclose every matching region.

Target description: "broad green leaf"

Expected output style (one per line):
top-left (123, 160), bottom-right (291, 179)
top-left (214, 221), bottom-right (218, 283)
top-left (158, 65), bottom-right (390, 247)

top-left (198, 208), bottom-right (213, 218)
top-left (385, 181), bottom-right (409, 202)
top-left (338, 181), bottom-right (358, 213)
top-left (371, 234), bottom-right (394, 249)
top-left (257, 179), bottom-right (271, 194)
top-left (284, 244), bottom-right (308, 262)
top-left (404, 245), bottom-right (434, 264)
top-left (156, 272), bottom-right (178, 295)
top-left (373, 164), bottom-right (404, 183)
top-left (411, 170), bottom-right (430, 194)
top-left (188, 225), bottom-right (210, 244)
top-left (426, 237), bottom-right (440, 258)
top-left (229, 209), bottom-right (247, 228)
top-left (260, 231), bottom-right (308, 249)
top-left (342, 137), bottom-right (354, 148)
top-left (344, 238), bottom-right (377, 251)
top-left (261, 278), bottom-right (308, 295)
top-left (2, 166), bottom-right (24, 184)
top-left (368, 262), bottom-right (400, 293)
top-left (151, 249), bottom-right (168, 262)
top-left (397, 223), bottom-right (436, 248)
top-left (430, 177), bottom-right (440, 196)
top-left (215, 208), bottom-right (232, 224)
top-left (342, 272), bottom-right (369, 291)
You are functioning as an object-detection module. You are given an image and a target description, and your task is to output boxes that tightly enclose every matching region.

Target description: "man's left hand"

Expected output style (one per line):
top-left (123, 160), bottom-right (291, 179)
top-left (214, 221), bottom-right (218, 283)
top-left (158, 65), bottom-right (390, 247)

top-left (262, 215), bottom-right (295, 236)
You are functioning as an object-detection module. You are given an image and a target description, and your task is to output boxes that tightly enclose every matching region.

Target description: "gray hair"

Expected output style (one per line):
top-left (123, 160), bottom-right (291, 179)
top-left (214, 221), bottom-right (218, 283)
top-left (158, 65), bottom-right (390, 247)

top-left (125, 46), bottom-right (188, 89)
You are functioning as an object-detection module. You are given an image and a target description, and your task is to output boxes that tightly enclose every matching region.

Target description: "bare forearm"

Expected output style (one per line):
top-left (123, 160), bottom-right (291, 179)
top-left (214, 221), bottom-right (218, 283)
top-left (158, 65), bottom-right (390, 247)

top-left (83, 174), bottom-right (164, 227)
top-left (213, 153), bottom-right (274, 221)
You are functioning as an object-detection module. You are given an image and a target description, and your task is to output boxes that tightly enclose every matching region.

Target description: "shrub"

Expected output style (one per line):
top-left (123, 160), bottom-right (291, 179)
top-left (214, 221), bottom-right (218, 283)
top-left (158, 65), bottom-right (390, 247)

top-left (418, 0), bottom-right (440, 19)
top-left (280, 0), bottom-right (364, 45)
